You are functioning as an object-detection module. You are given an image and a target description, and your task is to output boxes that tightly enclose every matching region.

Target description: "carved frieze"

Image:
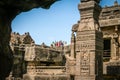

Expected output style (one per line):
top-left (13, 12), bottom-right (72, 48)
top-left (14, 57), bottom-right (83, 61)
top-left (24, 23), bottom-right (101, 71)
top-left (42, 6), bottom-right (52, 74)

top-left (99, 18), bottom-right (120, 27)
top-left (76, 43), bottom-right (95, 52)
top-left (76, 35), bottom-right (95, 41)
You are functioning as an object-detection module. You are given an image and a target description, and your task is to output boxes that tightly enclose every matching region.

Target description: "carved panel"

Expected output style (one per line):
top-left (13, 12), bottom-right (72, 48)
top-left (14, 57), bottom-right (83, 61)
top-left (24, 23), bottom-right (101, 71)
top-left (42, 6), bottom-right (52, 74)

top-left (76, 43), bottom-right (95, 51)
top-left (80, 50), bottom-right (90, 75)
top-left (76, 35), bottom-right (95, 41)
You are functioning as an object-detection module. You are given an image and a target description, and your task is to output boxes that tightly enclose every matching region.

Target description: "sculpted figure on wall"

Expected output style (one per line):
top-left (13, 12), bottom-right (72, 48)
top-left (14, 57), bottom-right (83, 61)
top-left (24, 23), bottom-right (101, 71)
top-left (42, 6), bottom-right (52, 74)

top-left (111, 32), bottom-right (119, 60)
top-left (78, 18), bottom-right (99, 31)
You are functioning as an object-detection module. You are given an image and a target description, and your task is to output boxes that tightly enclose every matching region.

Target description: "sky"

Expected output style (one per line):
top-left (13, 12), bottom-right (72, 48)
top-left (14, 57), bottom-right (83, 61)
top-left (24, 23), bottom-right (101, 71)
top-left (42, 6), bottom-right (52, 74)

top-left (12, 0), bottom-right (120, 46)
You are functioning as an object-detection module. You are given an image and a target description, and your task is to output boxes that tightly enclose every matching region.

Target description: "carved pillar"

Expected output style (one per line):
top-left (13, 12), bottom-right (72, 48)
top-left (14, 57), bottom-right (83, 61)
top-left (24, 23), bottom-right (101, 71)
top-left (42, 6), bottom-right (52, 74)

top-left (115, 26), bottom-right (119, 60)
top-left (111, 36), bottom-right (117, 60)
top-left (110, 26), bottom-right (119, 61)
top-left (66, 31), bottom-right (76, 77)
top-left (70, 31), bottom-right (76, 59)
top-left (75, 0), bottom-right (103, 80)
top-left (119, 34), bottom-right (120, 60)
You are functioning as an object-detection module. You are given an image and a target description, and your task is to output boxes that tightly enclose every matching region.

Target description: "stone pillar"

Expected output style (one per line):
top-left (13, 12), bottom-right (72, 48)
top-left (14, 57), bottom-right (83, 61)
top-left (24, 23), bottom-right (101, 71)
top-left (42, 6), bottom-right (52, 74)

top-left (75, 0), bottom-right (103, 80)
top-left (110, 26), bottom-right (119, 61)
top-left (70, 31), bottom-right (76, 59)
top-left (119, 35), bottom-right (120, 60)
top-left (110, 37), bottom-right (117, 60)
top-left (66, 31), bottom-right (76, 77)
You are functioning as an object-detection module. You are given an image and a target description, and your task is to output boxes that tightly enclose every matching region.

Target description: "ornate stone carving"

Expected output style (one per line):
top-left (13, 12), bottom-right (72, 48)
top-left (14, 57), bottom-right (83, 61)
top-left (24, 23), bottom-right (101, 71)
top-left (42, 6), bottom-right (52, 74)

top-left (72, 22), bottom-right (79, 32)
top-left (78, 18), bottom-right (100, 31)
top-left (81, 50), bottom-right (89, 61)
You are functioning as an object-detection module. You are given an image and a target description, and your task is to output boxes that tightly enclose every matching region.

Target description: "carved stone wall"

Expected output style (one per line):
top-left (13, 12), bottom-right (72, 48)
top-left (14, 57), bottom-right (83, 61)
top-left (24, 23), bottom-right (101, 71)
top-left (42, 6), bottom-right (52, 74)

top-left (99, 2), bottom-right (120, 78)
top-left (75, 31), bottom-right (103, 80)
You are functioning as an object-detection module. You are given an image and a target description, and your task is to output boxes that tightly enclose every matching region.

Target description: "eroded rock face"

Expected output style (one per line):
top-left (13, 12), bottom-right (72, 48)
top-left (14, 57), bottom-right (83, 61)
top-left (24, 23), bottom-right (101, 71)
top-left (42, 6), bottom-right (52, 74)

top-left (0, 15), bottom-right (13, 79)
top-left (0, 0), bottom-right (57, 79)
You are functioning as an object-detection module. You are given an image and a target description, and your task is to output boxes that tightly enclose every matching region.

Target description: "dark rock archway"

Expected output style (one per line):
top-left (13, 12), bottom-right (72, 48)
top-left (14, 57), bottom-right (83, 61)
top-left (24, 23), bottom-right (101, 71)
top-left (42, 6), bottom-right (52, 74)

top-left (0, 0), bottom-right (57, 79)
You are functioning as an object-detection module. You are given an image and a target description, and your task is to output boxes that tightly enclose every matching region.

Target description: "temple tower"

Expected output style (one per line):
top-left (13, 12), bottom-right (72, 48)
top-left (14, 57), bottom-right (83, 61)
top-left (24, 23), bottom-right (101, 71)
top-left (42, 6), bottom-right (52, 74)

top-left (75, 0), bottom-right (103, 80)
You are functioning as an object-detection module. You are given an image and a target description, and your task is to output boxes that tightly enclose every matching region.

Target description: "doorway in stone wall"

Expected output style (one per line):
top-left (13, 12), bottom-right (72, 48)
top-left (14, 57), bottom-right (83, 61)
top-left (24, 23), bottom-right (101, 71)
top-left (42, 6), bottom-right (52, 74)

top-left (70, 75), bottom-right (75, 80)
top-left (103, 39), bottom-right (111, 61)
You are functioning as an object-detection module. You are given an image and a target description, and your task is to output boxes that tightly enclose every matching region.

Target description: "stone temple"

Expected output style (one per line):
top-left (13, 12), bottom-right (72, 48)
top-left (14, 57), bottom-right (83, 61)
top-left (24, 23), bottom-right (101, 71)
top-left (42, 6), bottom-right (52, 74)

top-left (6, 0), bottom-right (120, 80)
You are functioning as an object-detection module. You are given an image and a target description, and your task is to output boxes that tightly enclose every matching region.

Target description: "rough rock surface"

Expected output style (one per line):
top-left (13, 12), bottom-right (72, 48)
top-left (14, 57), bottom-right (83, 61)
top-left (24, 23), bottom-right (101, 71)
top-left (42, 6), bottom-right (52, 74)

top-left (0, 0), bottom-right (57, 79)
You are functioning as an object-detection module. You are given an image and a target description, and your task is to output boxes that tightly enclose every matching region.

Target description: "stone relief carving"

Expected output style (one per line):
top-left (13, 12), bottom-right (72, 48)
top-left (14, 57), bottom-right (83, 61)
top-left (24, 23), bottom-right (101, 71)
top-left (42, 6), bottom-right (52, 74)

top-left (80, 50), bottom-right (90, 75)
top-left (78, 18), bottom-right (99, 31)
top-left (82, 51), bottom-right (89, 61)
top-left (72, 23), bottom-right (79, 32)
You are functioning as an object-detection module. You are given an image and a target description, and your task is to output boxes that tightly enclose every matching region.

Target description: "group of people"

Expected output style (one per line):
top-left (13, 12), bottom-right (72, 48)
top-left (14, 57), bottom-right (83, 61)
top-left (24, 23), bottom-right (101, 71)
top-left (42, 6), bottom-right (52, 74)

top-left (51, 41), bottom-right (67, 47)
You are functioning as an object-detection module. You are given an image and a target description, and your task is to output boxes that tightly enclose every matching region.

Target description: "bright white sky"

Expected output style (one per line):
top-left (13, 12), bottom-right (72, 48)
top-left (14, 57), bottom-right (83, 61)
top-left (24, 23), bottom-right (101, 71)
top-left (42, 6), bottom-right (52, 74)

top-left (12, 0), bottom-right (120, 46)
